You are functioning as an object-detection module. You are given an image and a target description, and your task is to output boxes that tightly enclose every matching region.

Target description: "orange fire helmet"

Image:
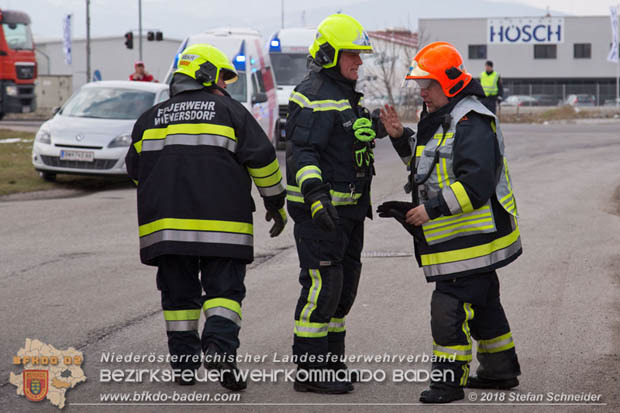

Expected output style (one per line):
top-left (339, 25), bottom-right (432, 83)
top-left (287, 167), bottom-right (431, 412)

top-left (404, 41), bottom-right (472, 97)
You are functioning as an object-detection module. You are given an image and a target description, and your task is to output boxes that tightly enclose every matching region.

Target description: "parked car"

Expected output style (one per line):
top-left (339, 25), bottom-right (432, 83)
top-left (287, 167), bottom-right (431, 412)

top-left (32, 80), bottom-right (169, 181)
top-left (500, 95), bottom-right (537, 107)
top-left (603, 98), bottom-right (620, 106)
top-left (564, 94), bottom-right (595, 106)
top-left (531, 94), bottom-right (558, 106)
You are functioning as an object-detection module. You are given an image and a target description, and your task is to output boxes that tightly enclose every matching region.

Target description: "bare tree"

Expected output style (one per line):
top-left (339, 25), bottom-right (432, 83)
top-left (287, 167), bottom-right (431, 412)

top-left (360, 27), bottom-right (428, 121)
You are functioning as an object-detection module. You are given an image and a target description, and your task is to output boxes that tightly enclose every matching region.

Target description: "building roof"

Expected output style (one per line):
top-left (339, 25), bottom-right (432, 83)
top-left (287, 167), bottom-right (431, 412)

top-left (368, 29), bottom-right (418, 48)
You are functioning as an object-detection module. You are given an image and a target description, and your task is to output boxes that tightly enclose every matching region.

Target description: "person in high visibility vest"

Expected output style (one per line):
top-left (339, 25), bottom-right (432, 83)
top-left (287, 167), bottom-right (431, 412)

top-left (479, 60), bottom-right (503, 114)
top-left (378, 42), bottom-right (521, 404)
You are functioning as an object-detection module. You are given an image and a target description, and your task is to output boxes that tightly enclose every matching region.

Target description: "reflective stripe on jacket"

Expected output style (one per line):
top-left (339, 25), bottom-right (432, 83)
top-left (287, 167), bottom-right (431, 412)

top-left (285, 70), bottom-right (374, 222)
top-left (126, 87), bottom-right (284, 265)
top-left (414, 96), bottom-right (521, 280)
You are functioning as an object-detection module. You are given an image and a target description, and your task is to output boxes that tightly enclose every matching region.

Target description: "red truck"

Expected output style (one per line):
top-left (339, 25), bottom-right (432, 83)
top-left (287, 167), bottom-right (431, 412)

top-left (0, 9), bottom-right (36, 120)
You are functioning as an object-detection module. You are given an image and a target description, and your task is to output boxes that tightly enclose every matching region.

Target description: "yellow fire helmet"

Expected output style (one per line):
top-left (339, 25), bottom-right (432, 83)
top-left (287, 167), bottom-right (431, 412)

top-left (175, 44), bottom-right (238, 87)
top-left (309, 13), bottom-right (373, 69)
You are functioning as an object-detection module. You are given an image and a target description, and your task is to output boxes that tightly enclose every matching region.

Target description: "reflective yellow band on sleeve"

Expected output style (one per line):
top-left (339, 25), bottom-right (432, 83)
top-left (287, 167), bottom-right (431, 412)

top-left (415, 145), bottom-right (425, 157)
top-left (450, 181), bottom-right (474, 213)
top-left (252, 169), bottom-right (283, 188)
top-left (247, 159), bottom-right (281, 178)
top-left (296, 165), bottom-right (322, 187)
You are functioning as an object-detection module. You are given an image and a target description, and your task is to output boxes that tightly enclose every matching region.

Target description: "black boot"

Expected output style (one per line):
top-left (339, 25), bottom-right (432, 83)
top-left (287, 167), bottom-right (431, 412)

top-left (204, 343), bottom-right (247, 391)
top-left (467, 376), bottom-right (519, 389)
top-left (327, 361), bottom-right (359, 384)
top-left (419, 386), bottom-right (464, 404)
top-left (293, 367), bottom-right (354, 394)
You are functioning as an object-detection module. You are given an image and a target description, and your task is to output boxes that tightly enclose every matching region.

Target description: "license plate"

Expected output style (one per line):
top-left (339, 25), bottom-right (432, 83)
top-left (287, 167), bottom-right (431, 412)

top-left (60, 150), bottom-right (95, 162)
top-left (22, 106), bottom-right (31, 113)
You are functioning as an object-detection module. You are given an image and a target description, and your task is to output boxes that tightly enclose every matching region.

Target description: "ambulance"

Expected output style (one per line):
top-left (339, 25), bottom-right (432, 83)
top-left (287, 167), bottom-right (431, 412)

top-left (165, 28), bottom-right (278, 145)
top-left (267, 27), bottom-right (316, 149)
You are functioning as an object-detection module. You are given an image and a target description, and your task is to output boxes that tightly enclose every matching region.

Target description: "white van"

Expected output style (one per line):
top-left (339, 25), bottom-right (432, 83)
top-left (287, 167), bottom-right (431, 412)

top-left (268, 27), bottom-right (316, 148)
top-left (165, 28), bottom-right (278, 145)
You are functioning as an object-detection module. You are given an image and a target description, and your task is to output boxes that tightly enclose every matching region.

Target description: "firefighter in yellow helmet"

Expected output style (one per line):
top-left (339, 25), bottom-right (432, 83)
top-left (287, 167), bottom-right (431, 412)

top-left (378, 42), bottom-right (522, 403)
top-left (286, 14), bottom-right (387, 394)
top-left (126, 44), bottom-right (287, 390)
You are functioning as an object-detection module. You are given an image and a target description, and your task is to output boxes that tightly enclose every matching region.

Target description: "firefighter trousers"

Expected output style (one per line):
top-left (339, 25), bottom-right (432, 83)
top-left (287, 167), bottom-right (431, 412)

top-left (430, 271), bottom-right (521, 388)
top-left (292, 217), bottom-right (364, 367)
top-left (156, 255), bottom-right (246, 371)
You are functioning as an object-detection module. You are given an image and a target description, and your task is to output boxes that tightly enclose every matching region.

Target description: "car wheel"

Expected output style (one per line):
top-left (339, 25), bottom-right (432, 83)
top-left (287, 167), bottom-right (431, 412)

top-left (40, 171), bottom-right (57, 182)
top-left (0, 112), bottom-right (4, 121)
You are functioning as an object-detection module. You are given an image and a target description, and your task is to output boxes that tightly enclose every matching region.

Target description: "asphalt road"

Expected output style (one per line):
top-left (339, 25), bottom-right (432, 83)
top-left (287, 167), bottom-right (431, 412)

top-left (1, 121), bottom-right (619, 412)
top-left (0, 120), bottom-right (45, 133)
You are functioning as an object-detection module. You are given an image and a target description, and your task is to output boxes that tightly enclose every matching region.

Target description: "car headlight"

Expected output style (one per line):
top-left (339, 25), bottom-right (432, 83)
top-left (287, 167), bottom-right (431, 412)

top-left (108, 133), bottom-right (132, 148)
top-left (35, 127), bottom-right (51, 144)
top-left (6, 85), bottom-right (18, 97)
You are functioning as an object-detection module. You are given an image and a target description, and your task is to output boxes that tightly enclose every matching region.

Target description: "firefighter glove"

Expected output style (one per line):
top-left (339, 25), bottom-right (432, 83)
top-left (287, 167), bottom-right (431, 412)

top-left (265, 208), bottom-right (288, 238)
top-left (377, 201), bottom-right (422, 240)
top-left (305, 184), bottom-right (339, 232)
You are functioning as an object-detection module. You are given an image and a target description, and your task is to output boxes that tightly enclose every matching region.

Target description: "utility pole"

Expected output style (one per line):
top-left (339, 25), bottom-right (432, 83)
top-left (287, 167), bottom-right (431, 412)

top-left (281, 0), bottom-right (284, 29)
top-left (138, 0), bottom-right (143, 61)
top-left (86, 0), bottom-right (91, 82)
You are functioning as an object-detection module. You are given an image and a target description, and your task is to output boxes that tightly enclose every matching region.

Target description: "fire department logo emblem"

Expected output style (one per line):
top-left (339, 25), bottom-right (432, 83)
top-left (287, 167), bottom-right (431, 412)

top-left (23, 370), bottom-right (48, 402)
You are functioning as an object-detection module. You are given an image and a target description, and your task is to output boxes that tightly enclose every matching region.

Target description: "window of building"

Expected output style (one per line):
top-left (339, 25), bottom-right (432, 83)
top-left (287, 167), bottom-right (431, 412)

top-left (534, 44), bottom-right (557, 59)
top-left (468, 44), bottom-right (487, 60)
top-left (573, 43), bottom-right (591, 59)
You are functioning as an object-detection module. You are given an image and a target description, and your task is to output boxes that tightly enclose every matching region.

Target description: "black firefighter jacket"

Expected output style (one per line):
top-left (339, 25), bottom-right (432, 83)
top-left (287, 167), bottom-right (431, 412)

top-left (285, 68), bottom-right (381, 223)
top-left (126, 79), bottom-right (285, 266)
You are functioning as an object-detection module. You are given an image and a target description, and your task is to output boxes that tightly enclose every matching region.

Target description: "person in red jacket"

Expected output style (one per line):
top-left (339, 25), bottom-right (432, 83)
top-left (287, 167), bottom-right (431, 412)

top-left (129, 60), bottom-right (154, 82)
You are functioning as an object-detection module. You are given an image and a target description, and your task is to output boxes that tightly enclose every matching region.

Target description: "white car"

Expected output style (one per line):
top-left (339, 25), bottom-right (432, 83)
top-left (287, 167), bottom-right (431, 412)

top-left (32, 80), bottom-right (169, 181)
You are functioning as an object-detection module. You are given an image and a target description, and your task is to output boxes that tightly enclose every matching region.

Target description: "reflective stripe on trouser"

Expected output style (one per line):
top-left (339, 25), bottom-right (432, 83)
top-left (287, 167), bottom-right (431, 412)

top-left (163, 309), bottom-right (201, 332)
top-left (430, 273), bottom-right (520, 387)
top-left (203, 298), bottom-right (242, 327)
top-left (430, 291), bottom-right (474, 388)
top-left (157, 255), bottom-right (246, 366)
top-left (292, 218), bottom-right (363, 366)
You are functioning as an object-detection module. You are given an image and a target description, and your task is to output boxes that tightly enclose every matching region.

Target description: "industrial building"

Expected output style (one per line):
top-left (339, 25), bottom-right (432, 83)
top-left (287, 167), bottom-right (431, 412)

top-left (418, 16), bottom-right (619, 105)
top-left (34, 36), bottom-right (182, 93)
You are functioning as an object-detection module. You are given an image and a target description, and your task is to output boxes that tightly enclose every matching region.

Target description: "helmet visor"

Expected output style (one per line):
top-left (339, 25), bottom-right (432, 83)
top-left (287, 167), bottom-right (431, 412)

top-left (221, 68), bottom-right (238, 84)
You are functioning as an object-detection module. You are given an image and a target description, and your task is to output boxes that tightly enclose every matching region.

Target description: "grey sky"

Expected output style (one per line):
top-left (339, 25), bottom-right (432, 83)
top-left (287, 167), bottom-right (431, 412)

top-left (2, 0), bottom-right (616, 41)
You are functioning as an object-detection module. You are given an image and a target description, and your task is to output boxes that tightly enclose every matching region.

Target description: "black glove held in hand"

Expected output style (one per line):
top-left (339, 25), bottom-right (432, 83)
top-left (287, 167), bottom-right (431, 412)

top-left (377, 201), bottom-right (421, 240)
top-left (305, 184), bottom-right (339, 232)
top-left (265, 208), bottom-right (287, 238)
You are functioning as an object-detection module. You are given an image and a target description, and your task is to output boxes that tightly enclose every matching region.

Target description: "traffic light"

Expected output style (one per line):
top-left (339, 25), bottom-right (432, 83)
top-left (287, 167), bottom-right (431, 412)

top-left (147, 31), bottom-right (163, 41)
top-left (124, 31), bottom-right (133, 49)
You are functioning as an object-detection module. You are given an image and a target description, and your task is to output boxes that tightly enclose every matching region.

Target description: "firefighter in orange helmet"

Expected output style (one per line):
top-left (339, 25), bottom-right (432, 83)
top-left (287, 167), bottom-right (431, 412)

top-left (378, 42), bottom-right (522, 403)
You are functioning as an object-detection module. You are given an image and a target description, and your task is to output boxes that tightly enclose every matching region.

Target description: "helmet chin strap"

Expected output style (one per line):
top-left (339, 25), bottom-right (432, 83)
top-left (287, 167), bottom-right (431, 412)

top-left (209, 83), bottom-right (231, 97)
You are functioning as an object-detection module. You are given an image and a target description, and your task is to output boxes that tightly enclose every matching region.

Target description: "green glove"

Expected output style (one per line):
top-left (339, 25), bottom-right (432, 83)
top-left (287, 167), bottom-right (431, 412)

top-left (353, 117), bottom-right (376, 142)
